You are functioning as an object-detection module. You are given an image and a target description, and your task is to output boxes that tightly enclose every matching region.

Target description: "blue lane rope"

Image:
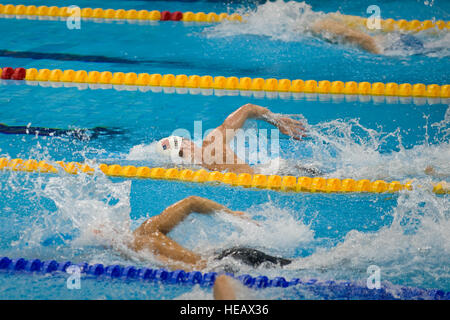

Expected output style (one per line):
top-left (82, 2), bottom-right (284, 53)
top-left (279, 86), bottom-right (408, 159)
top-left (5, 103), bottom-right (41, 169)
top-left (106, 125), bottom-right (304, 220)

top-left (1, 256), bottom-right (448, 300)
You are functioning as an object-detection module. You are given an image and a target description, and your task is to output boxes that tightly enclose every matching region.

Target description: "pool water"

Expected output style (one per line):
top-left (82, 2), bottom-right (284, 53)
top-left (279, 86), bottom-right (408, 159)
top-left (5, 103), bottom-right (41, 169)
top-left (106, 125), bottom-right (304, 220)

top-left (0, 0), bottom-right (449, 299)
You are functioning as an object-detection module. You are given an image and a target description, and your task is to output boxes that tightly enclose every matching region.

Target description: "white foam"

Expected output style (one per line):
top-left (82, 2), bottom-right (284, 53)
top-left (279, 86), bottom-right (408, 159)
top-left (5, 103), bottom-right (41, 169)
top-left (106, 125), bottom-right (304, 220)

top-left (168, 202), bottom-right (314, 259)
top-left (286, 186), bottom-right (450, 287)
top-left (206, 0), bottom-right (322, 42)
top-left (126, 142), bottom-right (159, 161)
top-left (205, 0), bottom-right (450, 57)
top-left (298, 112), bottom-right (450, 180)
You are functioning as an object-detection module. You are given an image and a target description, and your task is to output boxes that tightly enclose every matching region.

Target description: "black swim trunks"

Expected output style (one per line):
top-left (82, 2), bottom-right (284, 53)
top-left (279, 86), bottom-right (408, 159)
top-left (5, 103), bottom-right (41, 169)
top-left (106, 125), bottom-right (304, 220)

top-left (215, 246), bottom-right (292, 268)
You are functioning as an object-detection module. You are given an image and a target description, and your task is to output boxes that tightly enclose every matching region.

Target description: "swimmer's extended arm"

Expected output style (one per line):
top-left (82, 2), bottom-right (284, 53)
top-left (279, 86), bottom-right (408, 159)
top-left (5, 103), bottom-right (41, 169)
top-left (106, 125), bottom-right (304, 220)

top-left (311, 18), bottom-right (381, 54)
top-left (206, 103), bottom-right (306, 142)
top-left (132, 197), bottom-right (247, 271)
top-left (134, 196), bottom-right (243, 270)
top-left (147, 196), bottom-right (244, 234)
top-left (220, 103), bottom-right (272, 131)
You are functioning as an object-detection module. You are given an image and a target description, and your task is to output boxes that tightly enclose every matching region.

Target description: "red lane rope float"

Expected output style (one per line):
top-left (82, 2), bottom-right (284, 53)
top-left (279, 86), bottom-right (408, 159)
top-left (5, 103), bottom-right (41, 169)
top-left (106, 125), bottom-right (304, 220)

top-left (0, 67), bottom-right (26, 80)
top-left (160, 10), bottom-right (183, 21)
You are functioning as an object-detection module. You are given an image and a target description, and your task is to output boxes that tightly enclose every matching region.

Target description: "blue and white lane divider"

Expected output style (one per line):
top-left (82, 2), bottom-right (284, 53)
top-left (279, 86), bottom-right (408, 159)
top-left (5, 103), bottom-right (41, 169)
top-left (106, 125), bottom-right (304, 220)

top-left (1, 256), bottom-right (449, 300)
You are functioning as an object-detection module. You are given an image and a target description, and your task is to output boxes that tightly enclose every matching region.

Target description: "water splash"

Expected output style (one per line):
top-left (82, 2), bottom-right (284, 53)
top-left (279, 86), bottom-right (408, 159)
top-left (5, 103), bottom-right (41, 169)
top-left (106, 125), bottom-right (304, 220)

top-left (206, 0), bottom-right (450, 57)
top-left (298, 115), bottom-right (450, 180)
top-left (3, 165), bottom-right (142, 265)
top-left (287, 186), bottom-right (450, 289)
top-left (170, 202), bottom-right (313, 254)
top-left (166, 201), bottom-right (315, 274)
top-left (206, 0), bottom-right (323, 42)
top-left (380, 31), bottom-right (450, 57)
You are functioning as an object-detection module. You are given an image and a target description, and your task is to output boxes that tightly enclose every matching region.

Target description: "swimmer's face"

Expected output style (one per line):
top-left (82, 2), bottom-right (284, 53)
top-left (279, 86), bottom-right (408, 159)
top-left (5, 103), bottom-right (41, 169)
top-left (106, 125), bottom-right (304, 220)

top-left (159, 137), bottom-right (198, 162)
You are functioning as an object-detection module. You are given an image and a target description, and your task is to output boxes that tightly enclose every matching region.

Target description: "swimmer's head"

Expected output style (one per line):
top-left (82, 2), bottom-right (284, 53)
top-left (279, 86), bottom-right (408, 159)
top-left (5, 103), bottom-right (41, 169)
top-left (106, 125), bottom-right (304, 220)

top-left (156, 136), bottom-right (200, 163)
top-left (156, 135), bottom-right (183, 158)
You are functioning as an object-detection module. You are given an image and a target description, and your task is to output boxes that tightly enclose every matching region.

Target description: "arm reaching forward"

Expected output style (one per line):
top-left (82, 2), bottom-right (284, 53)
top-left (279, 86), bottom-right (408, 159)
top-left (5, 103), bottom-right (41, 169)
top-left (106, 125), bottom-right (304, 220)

top-left (199, 103), bottom-right (306, 174)
top-left (132, 196), bottom-right (245, 270)
top-left (311, 18), bottom-right (381, 54)
top-left (206, 103), bottom-right (307, 142)
top-left (149, 196), bottom-right (244, 234)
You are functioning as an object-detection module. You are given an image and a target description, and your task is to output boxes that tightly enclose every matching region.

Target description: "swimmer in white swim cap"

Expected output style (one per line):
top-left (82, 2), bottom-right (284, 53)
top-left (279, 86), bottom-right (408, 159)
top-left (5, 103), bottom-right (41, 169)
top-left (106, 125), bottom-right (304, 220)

top-left (156, 135), bottom-right (183, 158)
top-left (155, 135), bottom-right (202, 164)
top-left (155, 103), bottom-right (308, 174)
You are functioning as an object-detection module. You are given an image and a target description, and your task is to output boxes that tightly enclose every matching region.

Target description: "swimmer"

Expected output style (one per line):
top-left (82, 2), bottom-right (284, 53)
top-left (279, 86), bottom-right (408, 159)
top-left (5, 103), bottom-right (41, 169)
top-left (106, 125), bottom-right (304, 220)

top-left (156, 103), bottom-right (309, 175)
top-left (309, 13), bottom-right (382, 54)
top-left (309, 13), bottom-right (429, 55)
top-left (0, 123), bottom-right (124, 140)
top-left (128, 196), bottom-right (292, 271)
top-left (308, 12), bottom-right (428, 54)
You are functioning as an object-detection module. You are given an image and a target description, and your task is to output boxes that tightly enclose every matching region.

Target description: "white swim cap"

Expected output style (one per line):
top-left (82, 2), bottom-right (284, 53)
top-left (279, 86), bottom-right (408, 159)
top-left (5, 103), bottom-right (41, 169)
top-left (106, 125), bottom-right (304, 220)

top-left (155, 136), bottom-right (184, 158)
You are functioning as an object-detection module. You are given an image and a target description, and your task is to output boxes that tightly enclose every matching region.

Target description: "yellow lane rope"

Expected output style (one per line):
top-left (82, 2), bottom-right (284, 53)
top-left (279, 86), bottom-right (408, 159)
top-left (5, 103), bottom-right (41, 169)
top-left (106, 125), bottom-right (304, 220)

top-left (0, 4), bottom-right (242, 23)
top-left (15, 67), bottom-right (450, 98)
top-left (0, 3), bottom-right (448, 32)
top-left (6, 78), bottom-right (447, 106)
top-left (0, 157), bottom-right (448, 194)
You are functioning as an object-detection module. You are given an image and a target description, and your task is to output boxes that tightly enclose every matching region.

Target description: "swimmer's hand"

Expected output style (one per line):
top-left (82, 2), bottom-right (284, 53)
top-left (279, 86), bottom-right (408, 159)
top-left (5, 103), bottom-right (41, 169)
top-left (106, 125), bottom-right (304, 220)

top-left (272, 117), bottom-right (307, 140)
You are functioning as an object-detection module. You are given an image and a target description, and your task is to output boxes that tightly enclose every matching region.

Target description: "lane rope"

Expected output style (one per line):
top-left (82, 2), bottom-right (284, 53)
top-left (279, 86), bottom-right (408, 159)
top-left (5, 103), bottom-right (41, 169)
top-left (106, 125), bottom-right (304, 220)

top-left (0, 3), bottom-right (448, 32)
top-left (0, 157), bottom-right (448, 194)
top-left (2, 78), bottom-right (446, 106)
top-left (2, 67), bottom-right (449, 99)
top-left (0, 4), bottom-right (242, 23)
top-left (0, 256), bottom-right (448, 299)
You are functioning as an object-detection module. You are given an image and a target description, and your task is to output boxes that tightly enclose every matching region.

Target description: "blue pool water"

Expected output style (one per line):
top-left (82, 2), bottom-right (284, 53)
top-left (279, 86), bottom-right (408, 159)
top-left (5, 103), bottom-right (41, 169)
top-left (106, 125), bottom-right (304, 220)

top-left (0, 0), bottom-right (449, 299)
